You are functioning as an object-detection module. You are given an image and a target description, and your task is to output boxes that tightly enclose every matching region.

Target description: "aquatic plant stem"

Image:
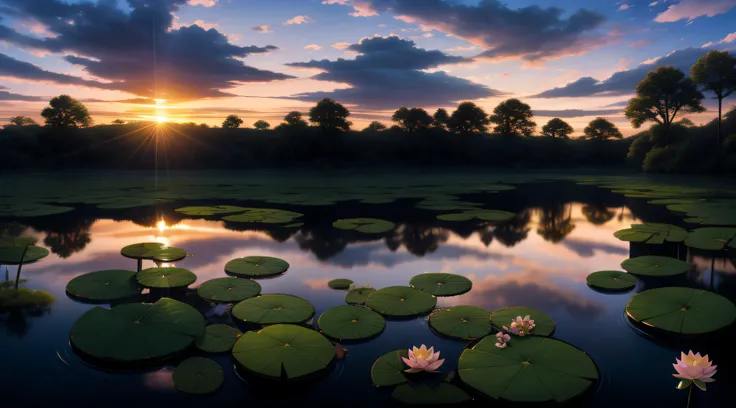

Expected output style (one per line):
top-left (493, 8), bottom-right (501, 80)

top-left (15, 245), bottom-right (28, 290)
top-left (686, 384), bottom-right (693, 408)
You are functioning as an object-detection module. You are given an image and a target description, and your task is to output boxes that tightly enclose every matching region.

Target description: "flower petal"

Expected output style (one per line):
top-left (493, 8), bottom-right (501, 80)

top-left (402, 357), bottom-right (422, 369)
top-left (404, 368), bottom-right (423, 373)
top-left (425, 359), bottom-right (445, 372)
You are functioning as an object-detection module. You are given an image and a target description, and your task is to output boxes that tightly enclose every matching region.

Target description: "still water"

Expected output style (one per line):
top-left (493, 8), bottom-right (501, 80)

top-left (1, 174), bottom-right (734, 408)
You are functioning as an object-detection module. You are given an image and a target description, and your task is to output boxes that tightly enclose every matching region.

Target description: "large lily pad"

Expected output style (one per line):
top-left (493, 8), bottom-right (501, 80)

top-left (437, 209), bottom-right (515, 223)
top-left (586, 271), bottom-right (637, 291)
top-left (66, 270), bottom-right (142, 302)
top-left (225, 256), bottom-right (289, 278)
top-left (317, 306), bottom-right (386, 340)
top-left (0, 245), bottom-right (49, 265)
top-left (70, 298), bottom-right (205, 363)
top-left (232, 294), bottom-right (315, 324)
top-left (366, 286), bottom-right (437, 317)
top-left (613, 223), bottom-right (688, 244)
top-left (667, 200), bottom-right (736, 225)
top-left (232, 324), bottom-right (335, 379)
top-left (490, 306), bottom-right (555, 336)
top-left (328, 279), bottom-right (353, 289)
top-left (458, 336), bottom-right (598, 403)
top-left (621, 256), bottom-right (689, 277)
top-left (429, 306), bottom-right (492, 339)
top-left (173, 357), bottom-right (224, 394)
top-left (626, 287), bottom-right (736, 334)
top-left (222, 208), bottom-right (304, 224)
top-left (392, 383), bottom-right (472, 405)
top-left (150, 247), bottom-right (187, 262)
top-left (333, 218), bottom-right (396, 234)
top-left (137, 267), bottom-right (197, 289)
top-left (196, 324), bottom-right (242, 353)
top-left (120, 242), bottom-right (164, 260)
top-left (197, 277), bottom-right (261, 303)
top-left (684, 228), bottom-right (736, 250)
top-left (345, 288), bottom-right (376, 305)
top-left (371, 349), bottom-right (409, 387)
top-left (175, 205), bottom-right (249, 216)
top-left (409, 273), bottom-right (472, 296)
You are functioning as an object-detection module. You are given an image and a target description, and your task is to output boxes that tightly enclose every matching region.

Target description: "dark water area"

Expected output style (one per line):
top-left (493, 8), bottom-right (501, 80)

top-left (1, 174), bottom-right (735, 408)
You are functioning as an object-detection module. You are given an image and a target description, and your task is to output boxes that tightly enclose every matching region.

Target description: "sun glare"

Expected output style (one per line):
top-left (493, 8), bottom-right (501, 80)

top-left (156, 115), bottom-right (167, 123)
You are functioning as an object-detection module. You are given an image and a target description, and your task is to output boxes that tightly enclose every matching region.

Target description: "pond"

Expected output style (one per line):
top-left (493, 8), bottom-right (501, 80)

top-left (1, 170), bottom-right (735, 407)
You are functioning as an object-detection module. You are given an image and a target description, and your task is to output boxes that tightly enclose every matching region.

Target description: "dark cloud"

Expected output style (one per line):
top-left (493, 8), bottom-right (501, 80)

top-left (333, 0), bottom-right (608, 63)
top-left (0, 86), bottom-right (43, 101)
top-left (533, 109), bottom-right (622, 118)
top-left (0, 53), bottom-right (118, 89)
top-left (0, 0), bottom-right (292, 101)
top-left (562, 238), bottom-right (629, 258)
top-left (605, 100), bottom-right (630, 107)
top-left (286, 36), bottom-right (502, 109)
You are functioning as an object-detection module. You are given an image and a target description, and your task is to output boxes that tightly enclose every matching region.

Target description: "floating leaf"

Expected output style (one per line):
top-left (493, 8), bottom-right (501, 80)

top-left (371, 349), bottom-right (409, 387)
top-left (684, 228), bottom-right (736, 251)
top-left (317, 306), bottom-right (385, 340)
top-left (150, 247), bottom-right (187, 262)
top-left (173, 357), bottom-right (224, 394)
top-left (222, 208), bottom-right (304, 224)
top-left (667, 200), bottom-right (736, 226)
top-left (333, 218), bottom-right (396, 234)
top-left (409, 273), bottom-right (472, 296)
top-left (225, 256), bottom-right (289, 278)
top-left (585, 271), bottom-right (637, 291)
top-left (345, 288), bottom-right (376, 305)
top-left (120, 242), bottom-right (164, 260)
top-left (0, 245), bottom-right (49, 265)
top-left (328, 279), bottom-right (353, 290)
top-left (175, 205), bottom-right (249, 216)
top-left (232, 294), bottom-right (315, 324)
top-left (196, 324), bottom-right (242, 353)
top-left (66, 270), bottom-right (141, 302)
top-left (366, 286), bottom-right (437, 317)
top-left (137, 267), bottom-right (197, 289)
top-left (0, 288), bottom-right (55, 312)
top-left (392, 383), bottom-right (472, 405)
top-left (490, 306), bottom-right (555, 336)
top-left (621, 256), bottom-right (689, 277)
top-left (197, 277), bottom-right (261, 303)
top-left (613, 223), bottom-right (688, 244)
top-left (429, 306), bottom-right (492, 339)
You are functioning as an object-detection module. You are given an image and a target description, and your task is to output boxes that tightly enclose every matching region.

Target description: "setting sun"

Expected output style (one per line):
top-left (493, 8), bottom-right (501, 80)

top-left (156, 115), bottom-right (167, 123)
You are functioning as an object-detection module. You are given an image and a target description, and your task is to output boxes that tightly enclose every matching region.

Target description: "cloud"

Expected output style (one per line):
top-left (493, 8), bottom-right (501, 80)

top-left (649, 1), bottom-right (659, 6)
top-left (702, 41), bottom-right (714, 48)
top-left (327, 0), bottom-right (608, 64)
top-left (190, 19), bottom-right (218, 30)
top-left (719, 32), bottom-right (736, 43)
top-left (285, 35), bottom-right (503, 109)
top-left (618, 4), bottom-right (632, 11)
top-left (561, 238), bottom-right (629, 258)
top-left (0, 0), bottom-right (292, 101)
top-left (331, 42), bottom-right (352, 50)
top-left (0, 88), bottom-right (44, 101)
top-left (654, 0), bottom-right (736, 23)
top-left (252, 25), bottom-right (271, 33)
top-left (630, 40), bottom-right (653, 48)
top-left (304, 44), bottom-right (322, 50)
top-left (285, 15), bottom-right (313, 25)
top-left (0, 53), bottom-right (118, 90)
top-left (446, 45), bottom-right (477, 52)
top-left (532, 109), bottom-right (623, 118)
top-left (187, 0), bottom-right (217, 6)
top-left (322, 0), bottom-right (378, 17)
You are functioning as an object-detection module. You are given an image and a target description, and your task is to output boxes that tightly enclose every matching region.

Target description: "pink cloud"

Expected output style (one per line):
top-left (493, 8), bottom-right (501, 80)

top-left (630, 40), bottom-right (653, 47)
top-left (285, 15), bottom-right (313, 25)
top-left (331, 42), bottom-right (352, 50)
top-left (655, 0), bottom-right (736, 22)
top-left (720, 32), bottom-right (736, 43)
top-left (187, 0), bottom-right (217, 7)
top-left (321, 0), bottom-right (378, 17)
top-left (191, 20), bottom-right (219, 30)
top-left (304, 44), bottom-right (322, 50)
top-left (618, 4), bottom-right (632, 11)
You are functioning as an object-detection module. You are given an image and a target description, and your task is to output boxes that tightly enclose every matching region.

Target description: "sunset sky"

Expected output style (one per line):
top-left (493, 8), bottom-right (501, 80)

top-left (1, 0), bottom-right (735, 135)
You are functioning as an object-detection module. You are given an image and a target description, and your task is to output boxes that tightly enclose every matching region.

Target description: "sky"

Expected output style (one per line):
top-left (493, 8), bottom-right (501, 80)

top-left (1, 0), bottom-right (735, 136)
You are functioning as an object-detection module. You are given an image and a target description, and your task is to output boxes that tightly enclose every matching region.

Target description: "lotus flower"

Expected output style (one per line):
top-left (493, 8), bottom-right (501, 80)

top-left (402, 345), bottom-right (445, 373)
top-left (495, 332), bottom-right (511, 348)
top-left (503, 315), bottom-right (535, 336)
top-left (673, 351), bottom-right (717, 391)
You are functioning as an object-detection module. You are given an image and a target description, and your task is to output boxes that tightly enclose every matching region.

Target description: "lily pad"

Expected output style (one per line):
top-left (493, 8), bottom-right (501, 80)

top-left (667, 200), bottom-right (736, 225)
top-left (490, 306), bottom-right (555, 336)
top-left (392, 383), bottom-right (472, 405)
top-left (333, 218), bottom-right (396, 234)
top-left (225, 256), bottom-right (289, 278)
top-left (437, 209), bottom-right (515, 223)
top-left (586, 271), bottom-right (637, 291)
top-left (66, 270), bottom-right (142, 302)
top-left (328, 279), bottom-right (353, 289)
top-left (613, 223), bottom-right (688, 244)
top-left (366, 286), bottom-right (437, 317)
top-left (70, 298), bottom-right (205, 363)
top-left (232, 324), bottom-right (335, 379)
top-left (232, 294), bottom-right (315, 324)
top-left (175, 205), bottom-right (248, 216)
top-left (120, 242), bottom-right (164, 260)
top-left (222, 208), bottom-right (304, 224)
top-left (429, 306), bottom-right (492, 339)
top-left (458, 336), bottom-right (598, 403)
top-left (173, 357), bottom-right (224, 394)
top-left (626, 287), bottom-right (736, 334)
top-left (371, 349), bottom-right (409, 387)
top-left (409, 273), bottom-right (472, 296)
top-left (317, 306), bottom-right (386, 340)
top-left (345, 288), bottom-right (376, 305)
top-left (684, 228), bottom-right (736, 250)
top-left (621, 256), bottom-right (689, 277)
top-left (0, 245), bottom-right (49, 265)
top-left (196, 324), bottom-right (242, 353)
top-left (150, 247), bottom-right (187, 262)
top-left (0, 288), bottom-right (55, 312)
top-left (137, 267), bottom-right (197, 289)
top-left (197, 277), bottom-right (261, 303)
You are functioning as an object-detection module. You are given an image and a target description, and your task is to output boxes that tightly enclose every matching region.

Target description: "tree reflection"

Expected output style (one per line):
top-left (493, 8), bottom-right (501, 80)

top-left (294, 230), bottom-right (348, 260)
top-left (582, 203), bottom-right (616, 225)
top-left (42, 219), bottom-right (93, 258)
top-left (385, 225), bottom-right (449, 256)
top-left (537, 204), bottom-right (575, 243)
top-left (493, 210), bottom-right (532, 247)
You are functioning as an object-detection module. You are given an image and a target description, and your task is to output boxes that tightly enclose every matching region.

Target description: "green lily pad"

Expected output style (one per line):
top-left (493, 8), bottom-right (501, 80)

top-left (225, 256), bottom-right (289, 278)
top-left (626, 287), bottom-right (736, 334)
top-left (0, 288), bottom-right (55, 312)
top-left (120, 242), bottom-right (164, 260)
top-left (490, 306), bottom-right (555, 336)
top-left (345, 288), bottom-right (376, 305)
top-left (232, 294), bottom-right (315, 324)
top-left (196, 324), bottom-right (242, 353)
top-left (137, 267), bottom-right (197, 289)
top-left (392, 383), bottom-right (472, 405)
top-left (613, 223), bottom-right (688, 244)
top-left (317, 306), bottom-right (386, 340)
top-left (175, 205), bottom-right (249, 216)
top-left (232, 324), bottom-right (335, 379)
top-left (621, 256), bottom-right (689, 277)
top-left (222, 208), bottom-right (304, 224)
top-left (66, 270), bottom-right (142, 302)
top-left (328, 279), bottom-right (353, 289)
top-left (0, 245), bottom-right (49, 265)
top-left (429, 306), bottom-right (492, 339)
top-left (197, 277), bottom-right (261, 303)
top-left (333, 218), bottom-right (396, 234)
top-left (586, 271), bottom-right (637, 291)
top-left (366, 286), bottom-right (437, 317)
top-left (684, 228), bottom-right (736, 250)
top-left (437, 209), bottom-right (515, 223)
top-left (371, 349), bottom-right (409, 387)
top-left (459, 336), bottom-right (598, 403)
top-left (409, 273), bottom-right (472, 296)
top-left (173, 357), bottom-right (224, 394)
top-left (667, 200), bottom-right (736, 225)
top-left (0, 237), bottom-right (38, 247)
top-left (70, 298), bottom-right (205, 363)
top-left (150, 247), bottom-right (187, 262)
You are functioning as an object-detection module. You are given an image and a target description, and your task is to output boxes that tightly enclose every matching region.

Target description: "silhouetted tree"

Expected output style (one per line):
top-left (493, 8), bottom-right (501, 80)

top-left (283, 111), bottom-right (308, 127)
top-left (392, 107), bottom-right (433, 133)
top-left (111, 119), bottom-right (126, 125)
top-left (222, 114), bottom-right (244, 129)
top-left (433, 108), bottom-right (450, 129)
top-left (447, 102), bottom-right (490, 134)
top-left (582, 204), bottom-right (615, 225)
top-left (363, 121), bottom-right (387, 132)
top-left (40, 95), bottom-right (91, 128)
top-left (490, 98), bottom-right (535, 136)
top-left (7, 116), bottom-right (37, 127)
top-left (583, 118), bottom-right (623, 141)
top-left (309, 98), bottom-right (351, 133)
top-left (542, 118), bottom-right (573, 139)
top-left (691, 50), bottom-right (736, 145)
top-left (626, 66), bottom-right (705, 145)
top-left (253, 120), bottom-right (271, 131)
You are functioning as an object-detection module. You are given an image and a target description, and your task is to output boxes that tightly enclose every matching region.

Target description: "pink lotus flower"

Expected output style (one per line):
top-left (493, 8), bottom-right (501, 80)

top-left (502, 315), bottom-right (535, 336)
top-left (402, 345), bottom-right (445, 373)
top-left (495, 332), bottom-right (511, 348)
top-left (673, 351), bottom-right (717, 391)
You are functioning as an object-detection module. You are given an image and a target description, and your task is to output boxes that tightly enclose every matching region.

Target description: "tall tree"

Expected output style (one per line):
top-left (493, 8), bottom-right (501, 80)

top-left (541, 118), bottom-right (573, 139)
top-left (432, 108), bottom-right (450, 129)
top-left (253, 120), bottom-right (271, 131)
top-left (111, 119), bottom-right (126, 125)
top-left (363, 121), bottom-right (387, 132)
top-left (490, 98), bottom-right (535, 136)
top-left (583, 118), bottom-right (623, 141)
top-left (7, 116), bottom-right (37, 127)
top-left (392, 107), bottom-right (433, 133)
top-left (447, 102), bottom-right (490, 134)
top-left (40, 95), bottom-right (91, 128)
top-left (283, 111), bottom-right (308, 127)
top-left (625, 66), bottom-right (705, 145)
top-left (222, 114), bottom-right (244, 129)
top-left (308, 98), bottom-right (351, 133)
top-left (691, 50), bottom-right (736, 145)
